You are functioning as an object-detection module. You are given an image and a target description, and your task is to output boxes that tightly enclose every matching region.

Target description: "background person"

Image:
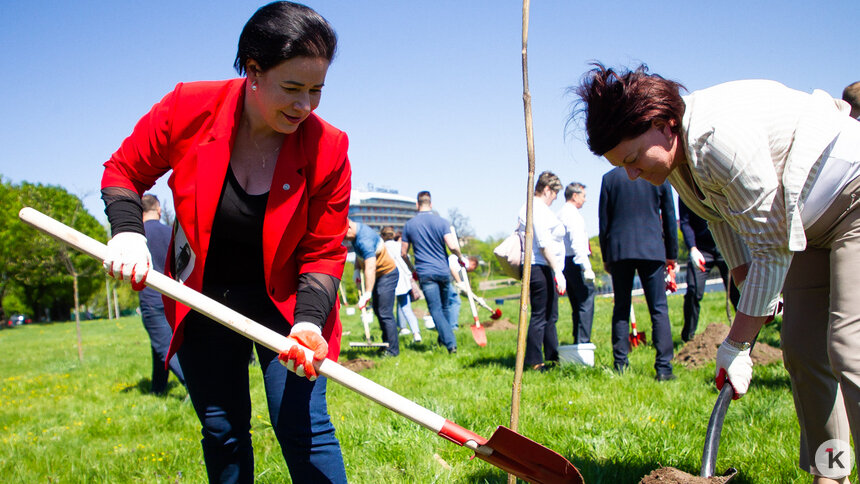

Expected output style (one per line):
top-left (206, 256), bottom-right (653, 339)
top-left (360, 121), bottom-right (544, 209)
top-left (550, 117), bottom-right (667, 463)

top-left (517, 171), bottom-right (567, 371)
top-left (346, 219), bottom-right (400, 356)
top-left (100, 3), bottom-right (349, 482)
top-left (576, 63), bottom-right (860, 483)
top-left (558, 181), bottom-right (595, 344)
top-left (678, 199), bottom-right (739, 342)
top-left (139, 194), bottom-right (186, 395)
top-left (401, 191), bottom-right (467, 354)
top-left (599, 166), bottom-right (678, 380)
top-left (381, 227), bottom-right (421, 343)
top-left (843, 81), bottom-right (860, 119)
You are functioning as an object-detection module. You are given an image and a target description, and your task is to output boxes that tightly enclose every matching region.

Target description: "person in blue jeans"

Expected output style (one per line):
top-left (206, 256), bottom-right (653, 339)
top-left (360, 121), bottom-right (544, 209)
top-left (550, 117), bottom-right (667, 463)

top-left (346, 219), bottom-right (400, 356)
top-left (139, 194), bottom-right (186, 394)
top-left (401, 191), bottom-right (467, 353)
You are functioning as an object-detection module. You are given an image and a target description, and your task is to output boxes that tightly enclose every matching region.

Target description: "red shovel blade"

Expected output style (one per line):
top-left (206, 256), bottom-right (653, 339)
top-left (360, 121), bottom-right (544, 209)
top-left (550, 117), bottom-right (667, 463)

top-left (470, 324), bottom-right (487, 347)
top-left (491, 308), bottom-right (502, 320)
top-left (476, 426), bottom-right (584, 484)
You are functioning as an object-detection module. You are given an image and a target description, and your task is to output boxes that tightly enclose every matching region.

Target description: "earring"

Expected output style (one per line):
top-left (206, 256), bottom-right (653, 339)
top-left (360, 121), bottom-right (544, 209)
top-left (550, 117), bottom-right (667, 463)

top-left (251, 81), bottom-right (258, 92)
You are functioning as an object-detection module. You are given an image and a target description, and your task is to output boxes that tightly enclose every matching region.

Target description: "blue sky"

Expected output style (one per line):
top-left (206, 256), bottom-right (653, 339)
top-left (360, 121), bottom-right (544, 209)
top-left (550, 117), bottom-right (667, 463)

top-left (2, 0), bottom-right (858, 239)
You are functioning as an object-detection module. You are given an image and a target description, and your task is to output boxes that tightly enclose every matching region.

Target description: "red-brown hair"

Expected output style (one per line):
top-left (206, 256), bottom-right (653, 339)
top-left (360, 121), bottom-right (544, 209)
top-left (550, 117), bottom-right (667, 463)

top-left (573, 63), bottom-right (686, 156)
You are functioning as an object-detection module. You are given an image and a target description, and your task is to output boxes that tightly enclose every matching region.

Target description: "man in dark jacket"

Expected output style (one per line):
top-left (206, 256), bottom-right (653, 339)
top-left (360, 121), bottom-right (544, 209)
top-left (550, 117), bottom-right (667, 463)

top-left (678, 200), bottom-right (740, 342)
top-left (599, 167), bottom-right (678, 380)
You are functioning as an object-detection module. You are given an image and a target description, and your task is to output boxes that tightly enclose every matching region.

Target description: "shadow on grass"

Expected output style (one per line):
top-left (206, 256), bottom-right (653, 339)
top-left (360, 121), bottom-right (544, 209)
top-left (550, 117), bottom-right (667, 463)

top-left (121, 378), bottom-right (186, 400)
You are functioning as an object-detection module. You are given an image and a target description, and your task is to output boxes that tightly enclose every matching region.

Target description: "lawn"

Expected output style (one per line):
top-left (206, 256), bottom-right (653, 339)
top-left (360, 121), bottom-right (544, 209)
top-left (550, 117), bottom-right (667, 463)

top-left (0, 290), bottom-right (853, 483)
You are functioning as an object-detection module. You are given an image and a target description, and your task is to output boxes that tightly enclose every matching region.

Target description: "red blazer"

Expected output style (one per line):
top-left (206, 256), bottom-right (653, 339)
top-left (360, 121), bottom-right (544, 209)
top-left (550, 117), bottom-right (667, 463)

top-left (101, 79), bottom-right (350, 361)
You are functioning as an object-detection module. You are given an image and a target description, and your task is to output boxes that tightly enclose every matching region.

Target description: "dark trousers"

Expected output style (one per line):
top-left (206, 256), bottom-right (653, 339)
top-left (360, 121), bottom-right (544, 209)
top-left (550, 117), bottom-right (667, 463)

top-left (419, 274), bottom-right (457, 351)
top-left (372, 269), bottom-right (400, 356)
top-left (177, 313), bottom-right (347, 484)
top-left (140, 302), bottom-right (185, 394)
top-left (609, 259), bottom-right (674, 375)
top-left (562, 257), bottom-right (595, 344)
top-left (525, 264), bottom-right (559, 367)
top-left (682, 251), bottom-right (740, 341)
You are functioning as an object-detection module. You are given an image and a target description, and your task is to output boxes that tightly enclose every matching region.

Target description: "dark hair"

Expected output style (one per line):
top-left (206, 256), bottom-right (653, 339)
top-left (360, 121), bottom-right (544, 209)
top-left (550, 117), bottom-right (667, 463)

top-left (417, 191), bottom-right (432, 206)
top-left (234, 1), bottom-right (337, 75)
top-left (564, 182), bottom-right (585, 201)
top-left (534, 171), bottom-right (562, 195)
top-left (844, 81), bottom-right (860, 117)
top-left (572, 63), bottom-right (686, 156)
top-left (141, 193), bottom-right (160, 212)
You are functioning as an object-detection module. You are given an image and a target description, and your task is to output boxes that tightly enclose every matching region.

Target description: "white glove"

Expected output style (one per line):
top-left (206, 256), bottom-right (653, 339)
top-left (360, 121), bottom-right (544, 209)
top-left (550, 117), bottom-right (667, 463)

top-left (583, 268), bottom-right (595, 281)
top-left (104, 232), bottom-right (152, 289)
top-left (279, 322), bottom-right (326, 381)
top-left (553, 270), bottom-right (566, 296)
top-left (715, 339), bottom-right (753, 398)
top-left (459, 255), bottom-right (469, 268)
top-left (690, 247), bottom-right (706, 272)
top-left (455, 281), bottom-right (469, 293)
top-left (357, 291), bottom-right (372, 310)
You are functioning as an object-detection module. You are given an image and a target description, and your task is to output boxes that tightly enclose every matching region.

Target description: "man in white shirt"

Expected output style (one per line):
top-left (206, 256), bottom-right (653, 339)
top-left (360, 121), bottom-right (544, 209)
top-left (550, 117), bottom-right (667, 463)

top-left (558, 182), bottom-right (595, 344)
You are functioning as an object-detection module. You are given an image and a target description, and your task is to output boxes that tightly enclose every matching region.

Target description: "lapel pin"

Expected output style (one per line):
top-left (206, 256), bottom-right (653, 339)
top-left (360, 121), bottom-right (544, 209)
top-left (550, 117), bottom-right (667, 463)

top-left (282, 183), bottom-right (290, 191)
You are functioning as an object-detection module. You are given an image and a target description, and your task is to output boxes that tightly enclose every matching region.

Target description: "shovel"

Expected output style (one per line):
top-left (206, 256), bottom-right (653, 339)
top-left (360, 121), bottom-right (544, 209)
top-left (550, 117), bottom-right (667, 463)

top-left (628, 306), bottom-right (646, 348)
top-left (458, 265), bottom-right (486, 347)
top-left (20, 207), bottom-right (583, 484)
top-left (349, 270), bottom-right (388, 349)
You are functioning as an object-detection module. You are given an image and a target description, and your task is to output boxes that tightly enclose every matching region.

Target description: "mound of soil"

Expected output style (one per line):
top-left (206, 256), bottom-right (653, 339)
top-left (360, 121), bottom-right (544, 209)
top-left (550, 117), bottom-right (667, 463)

top-left (676, 323), bottom-right (782, 368)
top-left (481, 317), bottom-right (517, 331)
top-left (341, 358), bottom-right (375, 373)
top-left (639, 466), bottom-right (735, 483)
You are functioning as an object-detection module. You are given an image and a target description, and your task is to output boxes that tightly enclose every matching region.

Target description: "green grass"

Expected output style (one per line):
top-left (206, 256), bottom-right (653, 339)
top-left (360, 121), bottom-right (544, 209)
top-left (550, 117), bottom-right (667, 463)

top-left (0, 291), bottom-right (854, 483)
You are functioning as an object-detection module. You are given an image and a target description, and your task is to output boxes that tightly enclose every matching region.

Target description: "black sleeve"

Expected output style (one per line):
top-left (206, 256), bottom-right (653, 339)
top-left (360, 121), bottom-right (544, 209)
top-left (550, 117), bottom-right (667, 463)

top-left (294, 272), bottom-right (340, 330)
top-left (102, 187), bottom-right (144, 236)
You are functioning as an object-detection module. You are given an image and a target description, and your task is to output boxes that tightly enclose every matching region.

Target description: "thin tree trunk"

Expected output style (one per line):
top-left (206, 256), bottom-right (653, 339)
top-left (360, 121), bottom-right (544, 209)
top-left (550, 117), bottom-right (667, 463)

top-left (73, 272), bottom-right (83, 362)
top-left (106, 278), bottom-right (113, 320)
top-left (509, 3), bottom-right (536, 483)
top-left (113, 289), bottom-right (120, 319)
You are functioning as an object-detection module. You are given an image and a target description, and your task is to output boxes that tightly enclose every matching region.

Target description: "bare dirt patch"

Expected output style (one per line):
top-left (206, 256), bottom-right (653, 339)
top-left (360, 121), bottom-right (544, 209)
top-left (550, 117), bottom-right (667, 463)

top-left (676, 323), bottom-right (782, 368)
top-left (639, 466), bottom-right (735, 483)
top-left (481, 317), bottom-right (517, 331)
top-left (341, 359), bottom-right (375, 373)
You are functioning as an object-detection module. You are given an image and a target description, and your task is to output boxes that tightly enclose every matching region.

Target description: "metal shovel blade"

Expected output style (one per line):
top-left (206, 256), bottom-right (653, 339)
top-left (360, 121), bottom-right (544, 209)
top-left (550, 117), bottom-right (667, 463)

top-left (470, 324), bottom-right (487, 347)
top-left (476, 426), bottom-right (583, 484)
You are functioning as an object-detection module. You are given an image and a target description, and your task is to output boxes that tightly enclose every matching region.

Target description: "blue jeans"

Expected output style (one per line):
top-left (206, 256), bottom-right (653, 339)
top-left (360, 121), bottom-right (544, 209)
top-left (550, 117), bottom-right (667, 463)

top-left (418, 275), bottom-right (457, 351)
top-left (177, 313), bottom-right (347, 484)
top-left (140, 302), bottom-right (185, 393)
top-left (445, 281), bottom-right (461, 329)
top-left (396, 293), bottom-right (420, 335)
top-left (372, 269), bottom-right (399, 356)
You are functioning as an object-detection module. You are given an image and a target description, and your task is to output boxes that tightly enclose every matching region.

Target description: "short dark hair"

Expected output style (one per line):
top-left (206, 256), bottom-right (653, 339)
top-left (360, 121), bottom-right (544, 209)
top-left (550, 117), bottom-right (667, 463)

top-left (572, 63), bottom-right (686, 156)
top-left (234, 1), bottom-right (337, 75)
top-left (417, 191), bottom-right (432, 206)
top-left (141, 194), bottom-right (160, 213)
top-left (534, 171), bottom-right (562, 195)
top-left (843, 81), bottom-right (860, 118)
top-left (564, 182), bottom-right (585, 201)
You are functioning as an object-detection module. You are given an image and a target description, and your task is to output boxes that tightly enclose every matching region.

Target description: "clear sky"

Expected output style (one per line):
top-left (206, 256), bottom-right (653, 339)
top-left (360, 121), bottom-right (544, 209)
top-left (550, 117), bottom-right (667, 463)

top-left (2, 0), bottom-right (858, 239)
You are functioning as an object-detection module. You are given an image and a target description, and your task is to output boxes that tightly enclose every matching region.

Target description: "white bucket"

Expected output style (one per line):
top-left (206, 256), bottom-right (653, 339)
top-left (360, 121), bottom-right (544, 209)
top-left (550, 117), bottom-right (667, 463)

top-left (558, 343), bottom-right (596, 367)
top-left (345, 307), bottom-right (356, 316)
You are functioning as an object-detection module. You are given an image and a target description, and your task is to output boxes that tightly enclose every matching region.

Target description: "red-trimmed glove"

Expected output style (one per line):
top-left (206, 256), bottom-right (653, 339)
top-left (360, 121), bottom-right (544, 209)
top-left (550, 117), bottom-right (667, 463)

top-left (104, 232), bottom-right (151, 291)
top-left (357, 291), bottom-right (372, 310)
top-left (553, 270), bottom-right (566, 296)
top-left (715, 339), bottom-right (752, 400)
top-left (665, 261), bottom-right (678, 293)
top-left (278, 322), bottom-right (327, 381)
top-left (690, 247), bottom-right (706, 272)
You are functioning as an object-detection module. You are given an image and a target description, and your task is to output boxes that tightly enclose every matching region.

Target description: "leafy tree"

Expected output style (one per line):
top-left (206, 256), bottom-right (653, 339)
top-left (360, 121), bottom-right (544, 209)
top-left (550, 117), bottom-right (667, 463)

top-left (1, 179), bottom-right (107, 320)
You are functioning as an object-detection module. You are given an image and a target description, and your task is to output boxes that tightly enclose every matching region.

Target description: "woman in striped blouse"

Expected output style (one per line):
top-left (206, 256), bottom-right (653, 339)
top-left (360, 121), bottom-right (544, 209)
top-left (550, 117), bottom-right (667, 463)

top-left (574, 63), bottom-right (860, 484)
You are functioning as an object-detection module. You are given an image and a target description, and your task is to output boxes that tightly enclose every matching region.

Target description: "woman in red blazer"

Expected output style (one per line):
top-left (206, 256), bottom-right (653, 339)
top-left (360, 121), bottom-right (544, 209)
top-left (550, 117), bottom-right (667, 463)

top-left (100, 3), bottom-right (349, 483)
